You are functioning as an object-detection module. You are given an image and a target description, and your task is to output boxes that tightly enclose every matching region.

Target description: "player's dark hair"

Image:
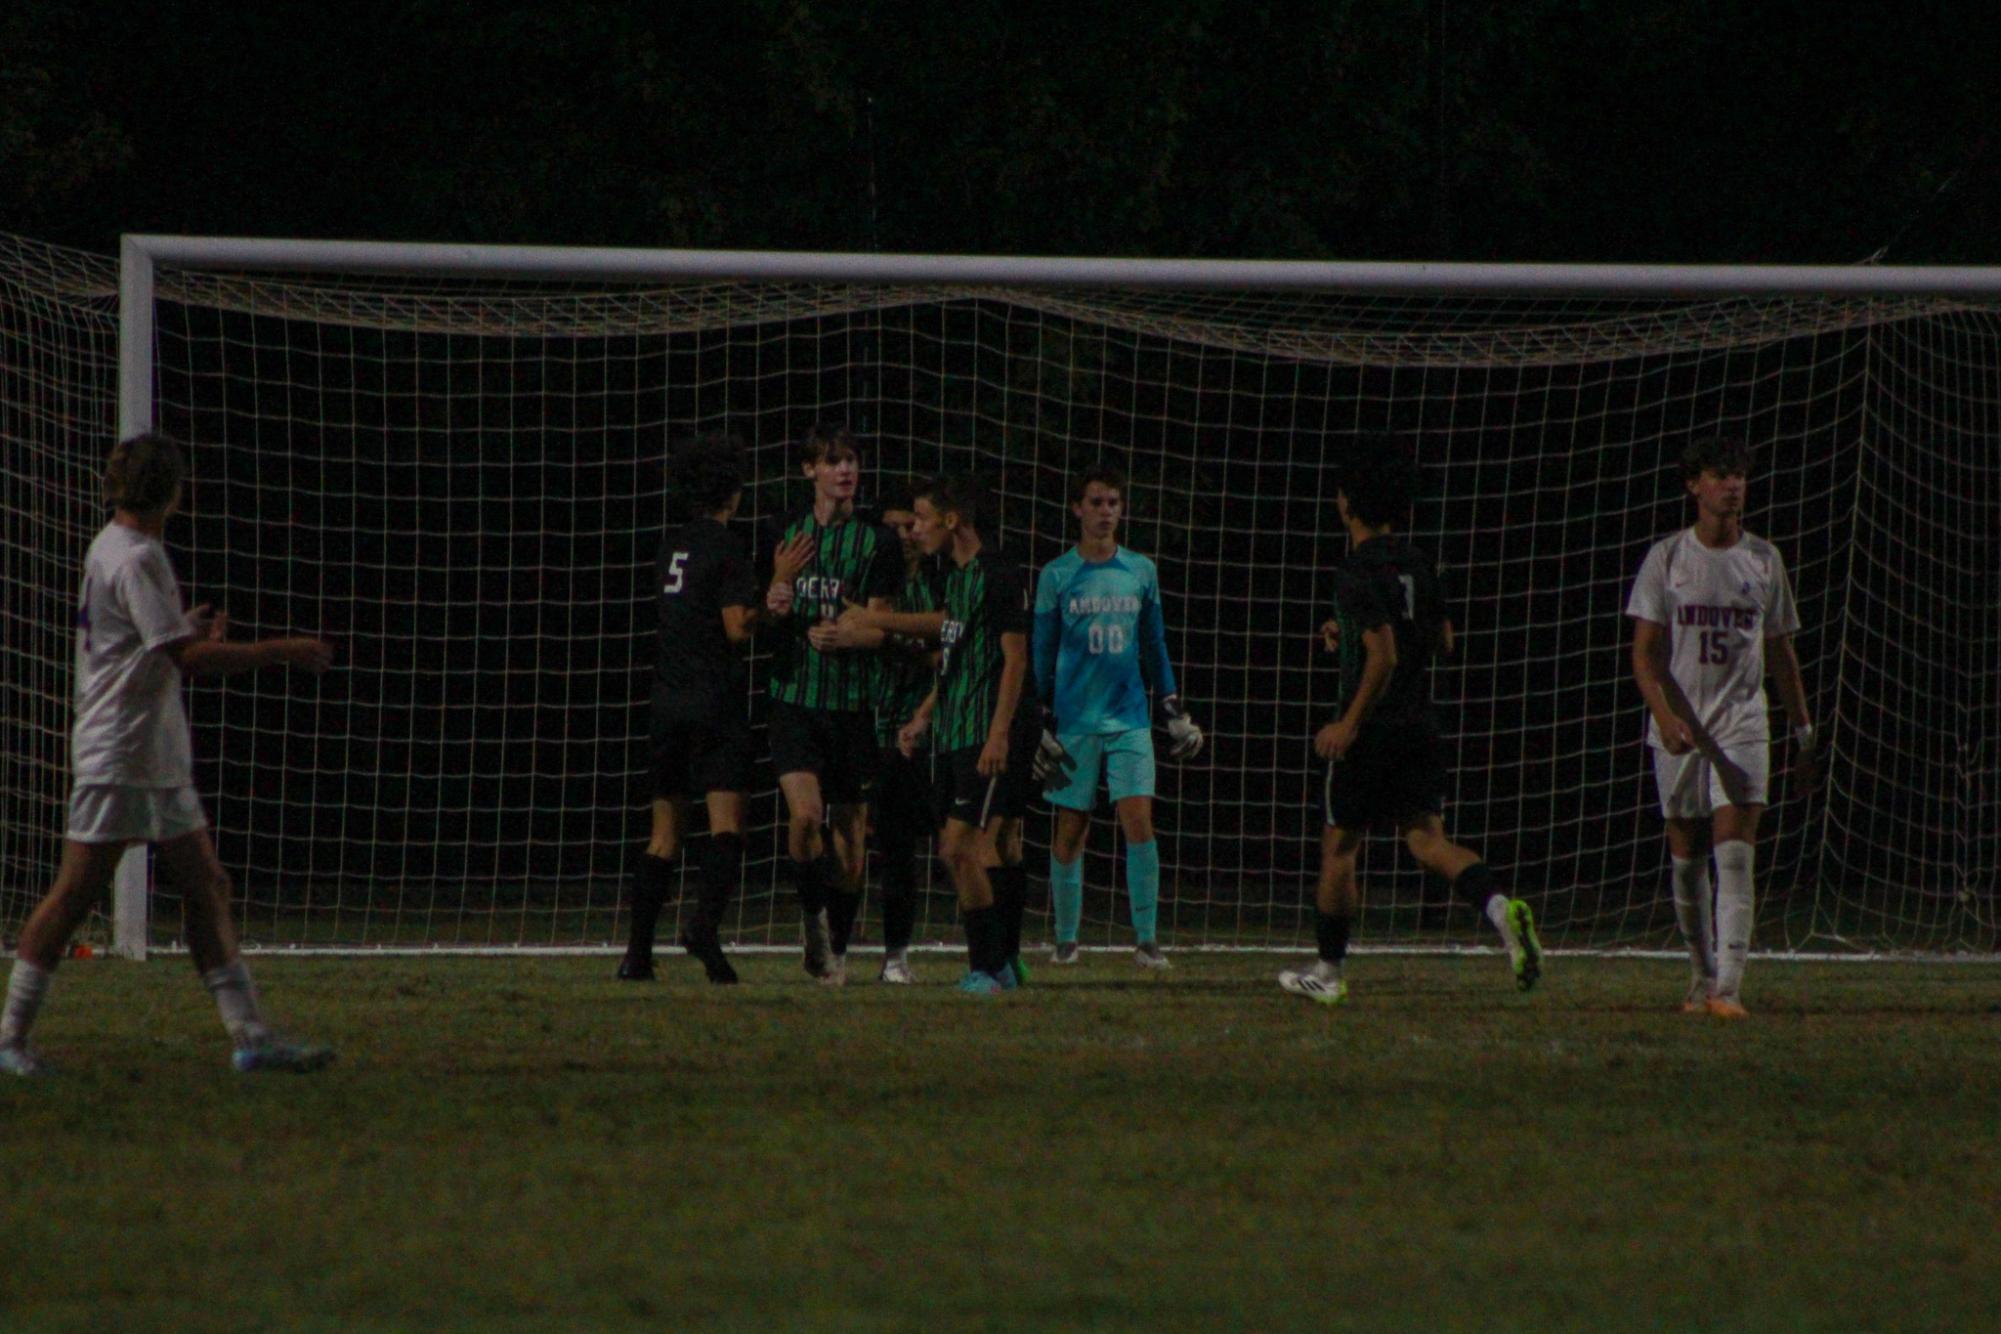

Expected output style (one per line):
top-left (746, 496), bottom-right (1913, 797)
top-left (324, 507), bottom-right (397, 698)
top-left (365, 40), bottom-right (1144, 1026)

top-left (798, 422), bottom-right (859, 469)
top-left (876, 477), bottom-right (917, 515)
top-left (669, 431), bottom-right (746, 515)
top-left (1070, 462), bottom-right (1128, 506)
top-left (104, 431), bottom-right (187, 514)
top-left (1339, 437), bottom-right (1418, 528)
top-left (1680, 436), bottom-right (1753, 483)
top-left (915, 472), bottom-right (985, 532)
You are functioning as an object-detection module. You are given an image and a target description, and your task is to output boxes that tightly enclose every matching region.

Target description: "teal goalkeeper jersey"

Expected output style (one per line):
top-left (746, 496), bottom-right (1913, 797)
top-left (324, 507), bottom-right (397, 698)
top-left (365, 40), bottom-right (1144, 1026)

top-left (1032, 545), bottom-right (1177, 736)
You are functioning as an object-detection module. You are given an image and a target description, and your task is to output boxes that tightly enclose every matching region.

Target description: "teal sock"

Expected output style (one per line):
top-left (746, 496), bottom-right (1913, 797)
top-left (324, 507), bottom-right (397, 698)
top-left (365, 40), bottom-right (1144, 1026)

top-left (1050, 854), bottom-right (1083, 945)
top-left (1127, 839), bottom-right (1160, 945)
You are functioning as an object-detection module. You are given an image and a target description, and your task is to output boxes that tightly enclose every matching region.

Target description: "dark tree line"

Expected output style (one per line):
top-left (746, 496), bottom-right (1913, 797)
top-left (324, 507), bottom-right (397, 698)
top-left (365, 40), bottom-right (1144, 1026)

top-left (5, 0), bottom-right (1998, 263)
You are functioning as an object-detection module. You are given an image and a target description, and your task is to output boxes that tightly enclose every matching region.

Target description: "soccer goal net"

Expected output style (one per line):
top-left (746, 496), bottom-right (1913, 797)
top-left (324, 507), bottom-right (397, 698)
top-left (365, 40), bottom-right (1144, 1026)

top-left (2, 233), bottom-right (1996, 957)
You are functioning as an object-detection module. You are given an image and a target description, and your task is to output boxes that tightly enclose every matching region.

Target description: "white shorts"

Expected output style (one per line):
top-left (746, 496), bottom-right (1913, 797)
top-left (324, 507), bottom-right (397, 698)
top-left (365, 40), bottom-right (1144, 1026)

top-left (1651, 743), bottom-right (1769, 819)
top-left (65, 784), bottom-right (208, 845)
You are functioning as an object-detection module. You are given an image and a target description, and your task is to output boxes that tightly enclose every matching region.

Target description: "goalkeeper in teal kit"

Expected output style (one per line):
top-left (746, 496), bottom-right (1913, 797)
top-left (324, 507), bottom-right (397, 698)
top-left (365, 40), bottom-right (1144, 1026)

top-left (1032, 465), bottom-right (1203, 968)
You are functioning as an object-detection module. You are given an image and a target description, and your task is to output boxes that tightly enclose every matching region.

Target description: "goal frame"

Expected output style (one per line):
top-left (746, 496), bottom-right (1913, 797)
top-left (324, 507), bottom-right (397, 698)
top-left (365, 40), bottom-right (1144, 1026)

top-left (112, 233), bottom-right (2001, 959)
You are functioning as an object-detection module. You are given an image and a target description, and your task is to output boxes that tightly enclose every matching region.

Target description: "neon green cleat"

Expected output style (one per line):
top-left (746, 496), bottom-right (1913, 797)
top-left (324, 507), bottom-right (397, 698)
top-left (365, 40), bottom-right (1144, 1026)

top-left (1508, 898), bottom-right (1543, 992)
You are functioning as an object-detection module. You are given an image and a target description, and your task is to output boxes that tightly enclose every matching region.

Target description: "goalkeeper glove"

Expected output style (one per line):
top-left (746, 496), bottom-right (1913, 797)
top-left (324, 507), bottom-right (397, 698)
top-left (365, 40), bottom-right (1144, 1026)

top-left (1161, 695), bottom-right (1204, 760)
top-left (1032, 711), bottom-right (1076, 790)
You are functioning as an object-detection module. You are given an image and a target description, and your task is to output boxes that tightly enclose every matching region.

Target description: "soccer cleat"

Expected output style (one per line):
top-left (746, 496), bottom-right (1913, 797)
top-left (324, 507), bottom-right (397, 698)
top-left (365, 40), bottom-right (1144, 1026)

top-left (1133, 942), bottom-right (1172, 971)
top-left (819, 954), bottom-right (848, 988)
top-left (879, 954), bottom-right (916, 985)
top-left (616, 954), bottom-right (656, 982)
top-left (1278, 968), bottom-right (1348, 1006)
top-left (0, 1043), bottom-right (48, 1078)
top-left (994, 962), bottom-right (1019, 992)
top-left (679, 930), bottom-right (738, 985)
top-left (802, 909), bottom-right (833, 978)
top-left (1009, 955), bottom-right (1031, 987)
top-left (1705, 996), bottom-right (1750, 1020)
top-left (231, 1037), bottom-right (336, 1074)
top-left (1681, 979), bottom-right (1714, 1014)
top-left (1051, 941), bottom-right (1081, 966)
top-left (957, 970), bottom-right (1005, 996)
top-left (1507, 899), bottom-right (1543, 992)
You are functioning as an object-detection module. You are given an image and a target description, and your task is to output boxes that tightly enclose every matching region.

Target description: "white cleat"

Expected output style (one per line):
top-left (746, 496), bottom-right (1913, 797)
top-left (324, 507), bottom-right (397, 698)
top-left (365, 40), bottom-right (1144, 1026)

top-left (0, 1042), bottom-right (49, 1077)
top-left (1050, 942), bottom-right (1081, 965)
top-left (1133, 942), bottom-right (1172, 971)
top-left (879, 953), bottom-right (915, 985)
top-left (1278, 967), bottom-right (1348, 1006)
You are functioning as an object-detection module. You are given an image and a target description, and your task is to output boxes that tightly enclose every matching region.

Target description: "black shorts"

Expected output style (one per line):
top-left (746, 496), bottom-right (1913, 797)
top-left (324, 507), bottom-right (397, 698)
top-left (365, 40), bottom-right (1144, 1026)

top-left (649, 706), bottom-right (756, 801)
top-left (769, 700), bottom-right (879, 805)
top-left (873, 746), bottom-right (939, 847)
top-left (1323, 724), bottom-right (1447, 829)
top-left (942, 725), bottom-right (1040, 828)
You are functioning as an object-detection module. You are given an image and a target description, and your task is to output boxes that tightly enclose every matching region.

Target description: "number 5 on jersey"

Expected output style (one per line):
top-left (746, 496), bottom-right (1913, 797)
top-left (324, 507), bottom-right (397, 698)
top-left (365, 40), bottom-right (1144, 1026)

top-left (663, 551), bottom-right (690, 596)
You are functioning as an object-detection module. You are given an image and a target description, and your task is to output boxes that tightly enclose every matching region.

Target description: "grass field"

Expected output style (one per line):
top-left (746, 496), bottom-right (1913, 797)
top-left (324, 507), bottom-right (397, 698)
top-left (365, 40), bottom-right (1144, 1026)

top-left (5, 950), bottom-right (2000, 1331)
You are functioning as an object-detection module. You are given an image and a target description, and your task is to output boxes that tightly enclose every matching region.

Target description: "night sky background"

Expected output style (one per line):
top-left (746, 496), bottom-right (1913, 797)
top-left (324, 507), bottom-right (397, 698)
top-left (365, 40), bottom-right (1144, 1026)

top-left (3, 2), bottom-right (1998, 951)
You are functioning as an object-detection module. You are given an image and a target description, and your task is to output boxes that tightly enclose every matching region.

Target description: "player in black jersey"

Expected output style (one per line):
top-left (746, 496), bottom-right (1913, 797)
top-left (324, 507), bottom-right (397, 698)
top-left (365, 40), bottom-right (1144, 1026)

top-left (1278, 439), bottom-right (1543, 1005)
top-left (842, 475), bottom-right (1038, 995)
top-left (808, 482), bottom-right (940, 983)
top-left (621, 432), bottom-right (811, 985)
top-left (760, 425), bottom-right (904, 984)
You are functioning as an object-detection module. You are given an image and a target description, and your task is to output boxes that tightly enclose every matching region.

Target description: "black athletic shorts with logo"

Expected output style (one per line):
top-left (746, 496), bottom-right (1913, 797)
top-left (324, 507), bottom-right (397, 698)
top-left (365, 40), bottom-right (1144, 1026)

top-left (769, 699), bottom-right (879, 805)
top-left (1323, 722), bottom-right (1448, 829)
top-left (942, 718), bottom-right (1040, 827)
top-left (649, 701), bottom-right (756, 801)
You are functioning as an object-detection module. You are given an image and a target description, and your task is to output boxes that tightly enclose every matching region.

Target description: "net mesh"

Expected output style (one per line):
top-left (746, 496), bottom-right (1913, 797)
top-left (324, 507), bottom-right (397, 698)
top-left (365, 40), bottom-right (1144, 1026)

top-left (2, 233), bottom-right (1996, 953)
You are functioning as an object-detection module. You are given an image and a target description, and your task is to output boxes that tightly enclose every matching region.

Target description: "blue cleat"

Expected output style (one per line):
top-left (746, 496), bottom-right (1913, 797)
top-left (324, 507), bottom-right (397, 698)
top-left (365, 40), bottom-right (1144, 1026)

top-left (232, 1037), bottom-right (337, 1074)
top-left (998, 960), bottom-right (1022, 991)
top-left (957, 970), bottom-right (1005, 996)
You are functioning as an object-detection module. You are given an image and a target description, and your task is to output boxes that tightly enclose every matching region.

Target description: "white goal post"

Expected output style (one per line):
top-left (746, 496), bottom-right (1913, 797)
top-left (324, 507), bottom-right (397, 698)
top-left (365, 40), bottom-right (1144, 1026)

top-left (1, 233), bottom-right (1994, 959)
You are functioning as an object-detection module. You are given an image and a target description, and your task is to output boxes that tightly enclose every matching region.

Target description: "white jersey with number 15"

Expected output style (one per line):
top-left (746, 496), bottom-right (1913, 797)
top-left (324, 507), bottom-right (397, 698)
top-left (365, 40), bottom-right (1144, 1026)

top-left (1625, 528), bottom-right (1799, 750)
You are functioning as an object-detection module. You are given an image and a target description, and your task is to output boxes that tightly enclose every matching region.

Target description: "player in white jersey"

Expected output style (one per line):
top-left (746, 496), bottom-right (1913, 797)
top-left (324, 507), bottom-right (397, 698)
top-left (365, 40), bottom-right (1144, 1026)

top-left (1031, 464), bottom-right (1203, 969)
top-left (0, 433), bottom-right (337, 1077)
top-left (1626, 437), bottom-right (1816, 1019)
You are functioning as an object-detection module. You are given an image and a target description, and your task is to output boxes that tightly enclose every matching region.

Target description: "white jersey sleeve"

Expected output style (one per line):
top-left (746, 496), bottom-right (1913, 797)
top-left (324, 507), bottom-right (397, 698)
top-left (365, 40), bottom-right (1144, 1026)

top-left (71, 525), bottom-right (196, 789)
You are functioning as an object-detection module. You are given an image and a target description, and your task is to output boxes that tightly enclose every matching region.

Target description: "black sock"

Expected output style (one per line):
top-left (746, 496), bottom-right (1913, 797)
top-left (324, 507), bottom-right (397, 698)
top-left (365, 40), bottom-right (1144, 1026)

top-left (1314, 910), bottom-right (1351, 964)
top-left (963, 904), bottom-right (1005, 975)
top-left (793, 855), bottom-right (828, 920)
top-left (993, 864), bottom-right (1027, 963)
top-left (880, 853), bottom-right (917, 953)
top-left (828, 884), bottom-right (864, 957)
top-left (1453, 862), bottom-right (1500, 916)
top-left (626, 853), bottom-right (675, 960)
top-left (694, 833), bottom-right (744, 939)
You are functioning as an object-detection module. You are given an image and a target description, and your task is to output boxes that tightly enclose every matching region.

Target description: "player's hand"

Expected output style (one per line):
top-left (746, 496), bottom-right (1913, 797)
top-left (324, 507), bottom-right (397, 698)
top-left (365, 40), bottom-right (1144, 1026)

top-left (1314, 718), bottom-right (1357, 761)
top-left (1791, 727), bottom-right (1822, 797)
top-left (189, 604), bottom-right (229, 642)
top-left (977, 731), bottom-right (1009, 777)
top-left (271, 637), bottom-right (335, 672)
top-left (766, 581), bottom-right (796, 616)
top-left (1319, 619), bottom-right (1340, 654)
top-left (1656, 713), bottom-right (1697, 756)
top-left (771, 532), bottom-right (815, 584)
top-left (807, 617), bottom-right (866, 652)
top-left (835, 601), bottom-right (875, 634)
top-left (898, 713), bottom-right (930, 758)
top-left (1032, 727), bottom-right (1076, 790)
top-left (1161, 695), bottom-right (1204, 760)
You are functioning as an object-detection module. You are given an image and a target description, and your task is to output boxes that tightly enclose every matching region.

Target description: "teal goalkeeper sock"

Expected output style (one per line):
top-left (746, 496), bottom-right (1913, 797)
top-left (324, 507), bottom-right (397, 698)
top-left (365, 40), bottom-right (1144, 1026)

top-left (1050, 854), bottom-right (1083, 945)
top-left (1127, 840), bottom-right (1160, 945)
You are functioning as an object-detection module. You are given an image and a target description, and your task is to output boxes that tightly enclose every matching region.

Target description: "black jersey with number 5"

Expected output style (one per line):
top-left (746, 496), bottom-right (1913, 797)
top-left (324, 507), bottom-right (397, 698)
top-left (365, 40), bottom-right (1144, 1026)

top-left (1328, 536), bottom-right (1447, 733)
top-left (654, 516), bottom-right (758, 717)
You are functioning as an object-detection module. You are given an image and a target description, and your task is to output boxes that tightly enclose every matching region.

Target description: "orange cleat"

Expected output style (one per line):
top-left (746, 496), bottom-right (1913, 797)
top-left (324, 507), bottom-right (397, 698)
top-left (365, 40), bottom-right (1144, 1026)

top-left (1705, 996), bottom-right (1750, 1020)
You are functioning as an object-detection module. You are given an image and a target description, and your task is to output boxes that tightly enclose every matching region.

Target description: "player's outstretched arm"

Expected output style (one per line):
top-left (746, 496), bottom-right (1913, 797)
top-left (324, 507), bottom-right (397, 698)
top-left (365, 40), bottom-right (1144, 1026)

top-left (164, 607), bottom-right (333, 677)
top-left (840, 601), bottom-right (947, 644)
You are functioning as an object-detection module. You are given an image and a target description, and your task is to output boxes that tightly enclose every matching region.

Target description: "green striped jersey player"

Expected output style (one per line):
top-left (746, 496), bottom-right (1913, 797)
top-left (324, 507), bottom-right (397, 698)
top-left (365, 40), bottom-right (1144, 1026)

top-left (1030, 463), bottom-right (1204, 970)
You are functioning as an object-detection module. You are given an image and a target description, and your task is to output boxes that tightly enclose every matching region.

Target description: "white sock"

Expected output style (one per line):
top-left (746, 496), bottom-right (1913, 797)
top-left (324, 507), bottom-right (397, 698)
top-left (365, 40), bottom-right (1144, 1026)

top-left (1671, 856), bottom-right (1716, 989)
top-left (1712, 842), bottom-right (1755, 1001)
top-left (1483, 892), bottom-right (1513, 944)
top-left (1307, 958), bottom-right (1341, 981)
top-left (1, 958), bottom-right (52, 1047)
top-left (202, 959), bottom-right (271, 1050)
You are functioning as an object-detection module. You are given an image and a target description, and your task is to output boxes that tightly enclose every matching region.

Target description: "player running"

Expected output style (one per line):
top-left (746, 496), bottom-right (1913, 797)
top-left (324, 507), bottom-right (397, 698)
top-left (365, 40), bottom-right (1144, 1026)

top-left (1031, 464), bottom-right (1203, 969)
top-left (761, 425), bottom-right (902, 985)
top-left (1280, 439), bottom-right (1541, 1005)
top-left (2, 433), bottom-right (335, 1077)
top-left (808, 482), bottom-right (940, 983)
top-left (841, 475), bottom-right (1039, 994)
top-left (620, 432), bottom-right (807, 985)
top-left (1627, 437), bottom-right (1815, 1019)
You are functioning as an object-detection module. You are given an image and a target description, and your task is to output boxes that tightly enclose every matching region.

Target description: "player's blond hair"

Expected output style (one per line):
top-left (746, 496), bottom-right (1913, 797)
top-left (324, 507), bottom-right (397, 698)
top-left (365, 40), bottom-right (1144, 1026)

top-left (104, 432), bottom-right (187, 514)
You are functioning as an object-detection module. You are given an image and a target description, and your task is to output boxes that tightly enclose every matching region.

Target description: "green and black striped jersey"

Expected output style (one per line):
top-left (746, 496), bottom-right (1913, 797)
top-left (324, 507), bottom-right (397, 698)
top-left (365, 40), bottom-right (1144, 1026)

top-left (874, 560), bottom-right (943, 748)
top-left (763, 508), bottom-right (902, 712)
top-left (935, 551), bottom-right (1034, 752)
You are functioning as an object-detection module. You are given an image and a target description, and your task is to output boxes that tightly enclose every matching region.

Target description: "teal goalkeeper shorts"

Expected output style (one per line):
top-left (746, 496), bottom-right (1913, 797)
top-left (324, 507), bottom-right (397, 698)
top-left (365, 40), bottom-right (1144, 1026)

top-left (1047, 726), bottom-right (1156, 811)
